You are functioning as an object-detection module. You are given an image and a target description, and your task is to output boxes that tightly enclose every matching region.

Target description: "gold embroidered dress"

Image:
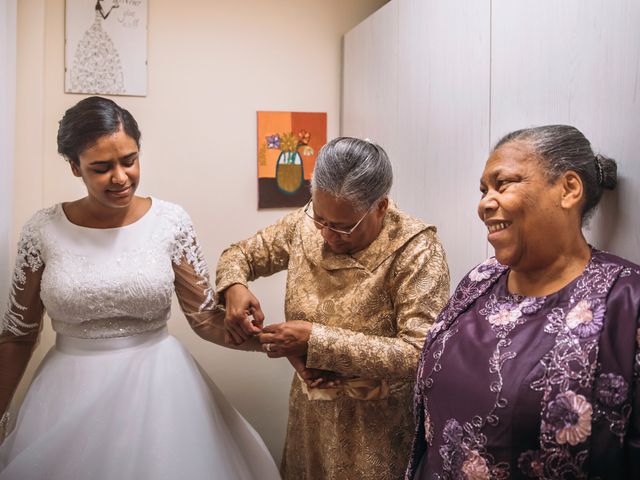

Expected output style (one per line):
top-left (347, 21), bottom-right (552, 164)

top-left (216, 204), bottom-right (450, 479)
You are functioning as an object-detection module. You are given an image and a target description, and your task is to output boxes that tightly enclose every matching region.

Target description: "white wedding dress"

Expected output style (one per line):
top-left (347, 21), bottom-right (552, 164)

top-left (0, 199), bottom-right (281, 480)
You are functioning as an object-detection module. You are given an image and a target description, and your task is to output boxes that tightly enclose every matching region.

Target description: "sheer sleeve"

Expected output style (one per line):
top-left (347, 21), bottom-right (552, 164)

top-left (171, 208), bottom-right (259, 352)
top-left (215, 210), bottom-right (299, 295)
top-left (306, 229), bottom-right (450, 379)
top-left (0, 219), bottom-right (46, 421)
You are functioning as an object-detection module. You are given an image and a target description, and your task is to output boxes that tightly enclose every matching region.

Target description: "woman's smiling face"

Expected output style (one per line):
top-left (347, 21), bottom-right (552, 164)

top-left (478, 140), bottom-right (567, 271)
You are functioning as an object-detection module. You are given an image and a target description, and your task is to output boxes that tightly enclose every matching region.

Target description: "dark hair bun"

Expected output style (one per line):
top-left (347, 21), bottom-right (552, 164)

top-left (57, 96), bottom-right (140, 164)
top-left (595, 154), bottom-right (617, 190)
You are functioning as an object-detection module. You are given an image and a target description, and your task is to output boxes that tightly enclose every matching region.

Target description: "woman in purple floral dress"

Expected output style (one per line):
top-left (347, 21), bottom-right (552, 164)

top-left (406, 125), bottom-right (640, 479)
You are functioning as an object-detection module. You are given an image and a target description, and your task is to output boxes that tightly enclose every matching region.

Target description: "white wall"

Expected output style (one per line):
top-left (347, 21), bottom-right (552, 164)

top-left (12, 0), bottom-right (388, 461)
top-left (0, 0), bottom-right (17, 308)
top-left (343, 0), bottom-right (640, 287)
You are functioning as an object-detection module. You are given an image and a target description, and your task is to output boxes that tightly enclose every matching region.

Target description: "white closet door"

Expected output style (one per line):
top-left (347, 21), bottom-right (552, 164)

top-left (491, 0), bottom-right (640, 263)
top-left (343, 0), bottom-right (492, 286)
top-left (343, 0), bottom-right (399, 153)
top-left (394, 0), bottom-right (491, 286)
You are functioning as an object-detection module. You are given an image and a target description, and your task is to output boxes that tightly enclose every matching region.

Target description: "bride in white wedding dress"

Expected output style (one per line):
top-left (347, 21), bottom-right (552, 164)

top-left (0, 97), bottom-right (281, 480)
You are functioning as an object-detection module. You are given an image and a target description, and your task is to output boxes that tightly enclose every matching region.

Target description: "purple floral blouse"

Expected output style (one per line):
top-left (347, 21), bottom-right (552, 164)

top-left (406, 249), bottom-right (640, 479)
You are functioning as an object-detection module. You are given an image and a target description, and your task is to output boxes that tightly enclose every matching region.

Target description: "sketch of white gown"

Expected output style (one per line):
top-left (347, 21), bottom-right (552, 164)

top-left (69, 1), bottom-right (125, 94)
top-left (0, 199), bottom-right (281, 480)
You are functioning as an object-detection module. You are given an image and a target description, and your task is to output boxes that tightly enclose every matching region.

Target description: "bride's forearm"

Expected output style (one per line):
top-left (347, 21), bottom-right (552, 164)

top-left (0, 339), bottom-right (37, 418)
top-left (186, 309), bottom-right (262, 352)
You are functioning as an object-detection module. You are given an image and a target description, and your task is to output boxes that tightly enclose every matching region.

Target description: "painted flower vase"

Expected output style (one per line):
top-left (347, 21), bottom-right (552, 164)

top-left (275, 150), bottom-right (304, 194)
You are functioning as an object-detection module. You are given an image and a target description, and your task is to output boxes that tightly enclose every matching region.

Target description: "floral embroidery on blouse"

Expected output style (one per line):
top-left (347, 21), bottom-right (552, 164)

top-left (439, 419), bottom-right (465, 475)
top-left (420, 257), bottom-right (508, 353)
top-left (545, 390), bottom-right (593, 446)
top-left (461, 451), bottom-right (490, 480)
top-left (438, 419), bottom-right (506, 480)
top-left (430, 320), bottom-right (445, 337)
top-left (481, 294), bottom-right (545, 329)
top-left (595, 373), bottom-right (628, 407)
top-left (468, 258), bottom-right (500, 282)
top-left (529, 260), bottom-right (624, 477)
top-left (428, 288), bottom-right (525, 478)
top-left (487, 301), bottom-right (522, 326)
top-left (424, 409), bottom-right (434, 445)
top-left (564, 298), bottom-right (605, 337)
top-left (592, 372), bottom-right (632, 444)
top-left (517, 450), bottom-right (544, 478)
top-left (408, 257), bottom-right (509, 480)
top-left (620, 266), bottom-right (640, 277)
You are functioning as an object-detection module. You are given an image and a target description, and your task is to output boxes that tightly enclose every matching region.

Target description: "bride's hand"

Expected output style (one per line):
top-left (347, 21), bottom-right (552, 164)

top-left (222, 284), bottom-right (265, 345)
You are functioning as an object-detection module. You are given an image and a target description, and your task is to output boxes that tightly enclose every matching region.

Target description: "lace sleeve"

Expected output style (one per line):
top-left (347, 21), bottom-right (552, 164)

top-left (2, 218), bottom-right (45, 337)
top-left (171, 207), bottom-right (215, 313)
top-left (1, 216), bottom-right (46, 420)
top-left (171, 206), bottom-right (260, 352)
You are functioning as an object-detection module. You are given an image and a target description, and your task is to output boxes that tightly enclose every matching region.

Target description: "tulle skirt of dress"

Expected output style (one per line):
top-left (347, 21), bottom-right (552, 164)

top-left (0, 327), bottom-right (281, 480)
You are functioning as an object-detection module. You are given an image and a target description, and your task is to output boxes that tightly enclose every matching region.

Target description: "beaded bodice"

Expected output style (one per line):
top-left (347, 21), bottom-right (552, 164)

top-left (2, 199), bottom-right (212, 339)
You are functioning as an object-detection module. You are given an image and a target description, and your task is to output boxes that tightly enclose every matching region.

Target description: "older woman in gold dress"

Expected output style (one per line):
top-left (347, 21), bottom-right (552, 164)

top-left (216, 137), bottom-right (450, 479)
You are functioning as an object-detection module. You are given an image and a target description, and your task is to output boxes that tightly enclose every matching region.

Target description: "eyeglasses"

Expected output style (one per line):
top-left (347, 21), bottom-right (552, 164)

top-left (303, 200), bottom-right (372, 237)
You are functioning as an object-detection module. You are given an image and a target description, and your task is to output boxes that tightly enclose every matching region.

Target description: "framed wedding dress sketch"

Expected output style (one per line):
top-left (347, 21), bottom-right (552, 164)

top-left (65, 0), bottom-right (148, 96)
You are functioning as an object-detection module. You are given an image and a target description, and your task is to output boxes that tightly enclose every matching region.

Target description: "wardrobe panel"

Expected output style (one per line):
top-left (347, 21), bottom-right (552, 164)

top-left (343, 0), bottom-right (399, 153)
top-left (394, 0), bottom-right (491, 285)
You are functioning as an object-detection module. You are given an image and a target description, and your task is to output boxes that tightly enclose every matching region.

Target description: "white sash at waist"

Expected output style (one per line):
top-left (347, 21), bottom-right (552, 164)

top-left (55, 326), bottom-right (169, 355)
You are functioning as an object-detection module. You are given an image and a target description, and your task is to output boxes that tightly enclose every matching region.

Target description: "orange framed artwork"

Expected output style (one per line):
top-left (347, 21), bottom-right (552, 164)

top-left (257, 111), bottom-right (327, 209)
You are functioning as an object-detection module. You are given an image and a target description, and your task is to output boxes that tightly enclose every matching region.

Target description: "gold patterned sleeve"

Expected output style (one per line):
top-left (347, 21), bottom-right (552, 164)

top-left (306, 229), bottom-right (450, 379)
top-left (215, 209), bottom-right (300, 294)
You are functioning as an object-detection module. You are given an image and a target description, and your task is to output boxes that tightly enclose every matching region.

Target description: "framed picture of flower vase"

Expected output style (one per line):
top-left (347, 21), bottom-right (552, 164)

top-left (65, 0), bottom-right (148, 96)
top-left (257, 111), bottom-right (327, 209)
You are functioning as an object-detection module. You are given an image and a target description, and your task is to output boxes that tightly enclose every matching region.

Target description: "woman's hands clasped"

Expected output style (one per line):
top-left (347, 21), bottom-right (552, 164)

top-left (223, 284), bottom-right (339, 388)
top-left (287, 356), bottom-right (341, 389)
top-left (259, 320), bottom-right (311, 358)
top-left (223, 284), bottom-right (312, 355)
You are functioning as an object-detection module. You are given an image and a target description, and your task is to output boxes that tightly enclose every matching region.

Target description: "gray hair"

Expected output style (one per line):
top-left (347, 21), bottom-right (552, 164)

top-left (494, 125), bottom-right (617, 223)
top-left (310, 137), bottom-right (393, 211)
